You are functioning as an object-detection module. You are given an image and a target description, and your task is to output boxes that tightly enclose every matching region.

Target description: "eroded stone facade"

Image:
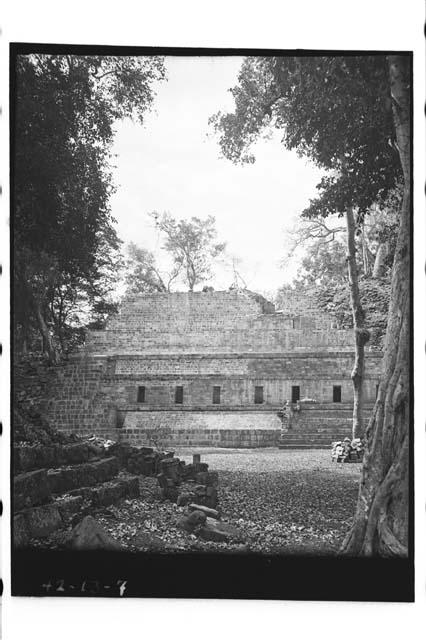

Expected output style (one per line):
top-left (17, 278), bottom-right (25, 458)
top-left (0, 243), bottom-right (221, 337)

top-left (47, 290), bottom-right (383, 447)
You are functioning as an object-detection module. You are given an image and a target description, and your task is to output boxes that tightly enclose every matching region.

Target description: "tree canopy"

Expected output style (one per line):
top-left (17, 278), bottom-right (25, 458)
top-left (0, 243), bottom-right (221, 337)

top-left (148, 212), bottom-right (226, 291)
top-left (210, 55), bottom-right (401, 218)
top-left (13, 54), bottom-right (166, 357)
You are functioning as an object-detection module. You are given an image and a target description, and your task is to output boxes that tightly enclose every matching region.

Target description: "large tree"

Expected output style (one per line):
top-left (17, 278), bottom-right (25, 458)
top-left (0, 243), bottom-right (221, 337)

top-left (13, 54), bottom-right (165, 359)
top-left (124, 242), bottom-right (182, 294)
top-left (148, 212), bottom-right (226, 291)
top-left (211, 54), bottom-right (411, 555)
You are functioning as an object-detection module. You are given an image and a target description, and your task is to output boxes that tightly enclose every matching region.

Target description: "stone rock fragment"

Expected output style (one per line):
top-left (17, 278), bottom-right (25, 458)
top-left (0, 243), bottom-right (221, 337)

top-left (160, 458), bottom-right (180, 481)
top-left (176, 492), bottom-right (192, 507)
top-left (198, 518), bottom-right (243, 543)
top-left (179, 509), bottom-right (207, 532)
top-left (14, 469), bottom-right (51, 510)
top-left (188, 503), bottom-right (220, 520)
top-left (24, 503), bottom-right (63, 538)
top-left (62, 443), bottom-right (90, 465)
top-left (56, 495), bottom-right (84, 520)
top-left (69, 515), bottom-right (122, 551)
top-left (13, 513), bottom-right (30, 547)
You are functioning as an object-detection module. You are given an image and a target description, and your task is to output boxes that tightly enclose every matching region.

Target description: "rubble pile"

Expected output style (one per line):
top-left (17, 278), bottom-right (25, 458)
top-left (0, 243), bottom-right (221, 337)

top-left (331, 437), bottom-right (364, 463)
top-left (13, 427), bottom-right (222, 549)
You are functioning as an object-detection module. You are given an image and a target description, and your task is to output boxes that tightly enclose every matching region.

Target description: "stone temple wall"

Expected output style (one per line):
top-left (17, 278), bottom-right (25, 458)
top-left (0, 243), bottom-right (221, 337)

top-left (86, 290), bottom-right (353, 354)
top-left (46, 290), bottom-right (384, 447)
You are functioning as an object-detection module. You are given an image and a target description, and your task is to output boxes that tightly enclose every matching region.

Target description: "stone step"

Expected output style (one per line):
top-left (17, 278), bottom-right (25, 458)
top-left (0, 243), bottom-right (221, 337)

top-left (66, 475), bottom-right (140, 508)
top-left (46, 456), bottom-right (119, 495)
top-left (283, 433), bottom-right (351, 439)
top-left (14, 469), bottom-right (51, 511)
top-left (13, 475), bottom-right (140, 547)
top-left (14, 442), bottom-right (93, 473)
top-left (277, 443), bottom-right (330, 449)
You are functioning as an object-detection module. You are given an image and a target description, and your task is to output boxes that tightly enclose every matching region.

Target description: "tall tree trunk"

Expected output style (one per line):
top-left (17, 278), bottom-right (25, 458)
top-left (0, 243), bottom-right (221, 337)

top-left (372, 241), bottom-right (388, 278)
top-left (33, 297), bottom-right (58, 364)
top-left (342, 55), bottom-right (411, 556)
top-left (345, 206), bottom-right (370, 439)
top-left (21, 275), bottom-right (58, 363)
top-left (360, 224), bottom-right (372, 276)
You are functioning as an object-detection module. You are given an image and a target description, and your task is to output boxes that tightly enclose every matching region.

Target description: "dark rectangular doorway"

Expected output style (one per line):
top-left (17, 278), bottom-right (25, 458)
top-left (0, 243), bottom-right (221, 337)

top-left (333, 385), bottom-right (342, 403)
top-left (291, 385), bottom-right (300, 403)
top-left (137, 386), bottom-right (146, 403)
top-left (254, 386), bottom-right (264, 404)
top-left (175, 386), bottom-right (184, 404)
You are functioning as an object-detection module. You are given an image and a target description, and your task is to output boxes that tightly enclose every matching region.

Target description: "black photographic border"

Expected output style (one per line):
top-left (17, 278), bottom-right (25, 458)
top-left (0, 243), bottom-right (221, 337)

top-left (9, 43), bottom-right (414, 601)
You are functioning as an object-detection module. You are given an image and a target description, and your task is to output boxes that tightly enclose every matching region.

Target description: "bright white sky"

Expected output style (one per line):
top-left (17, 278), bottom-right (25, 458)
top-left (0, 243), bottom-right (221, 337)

top-left (110, 56), bottom-right (324, 295)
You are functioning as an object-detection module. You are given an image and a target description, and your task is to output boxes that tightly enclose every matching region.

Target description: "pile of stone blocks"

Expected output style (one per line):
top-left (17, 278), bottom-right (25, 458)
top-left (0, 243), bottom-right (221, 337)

top-left (156, 454), bottom-right (219, 509)
top-left (13, 440), bottom-right (140, 547)
top-left (13, 433), bottom-right (224, 549)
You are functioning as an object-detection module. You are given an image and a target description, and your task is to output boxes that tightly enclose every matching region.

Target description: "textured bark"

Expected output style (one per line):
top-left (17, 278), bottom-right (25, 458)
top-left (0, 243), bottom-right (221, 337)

top-left (345, 206), bottom-right (370, 439)
top-left (360, 226), bottom-right (373, 276)
top-left (342, 55), bottom-right (411, 557)
top-left (20, 275), bottom-right (58, 363)
top-left (372, 241), bottom-right (388, 278)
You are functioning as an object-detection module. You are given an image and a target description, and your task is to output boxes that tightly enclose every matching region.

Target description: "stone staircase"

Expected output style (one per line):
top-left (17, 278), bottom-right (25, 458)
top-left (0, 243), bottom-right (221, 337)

top-left (277, 404), bottom-right (372, 449)
top-left (13, 440), bottom-right (140, 547)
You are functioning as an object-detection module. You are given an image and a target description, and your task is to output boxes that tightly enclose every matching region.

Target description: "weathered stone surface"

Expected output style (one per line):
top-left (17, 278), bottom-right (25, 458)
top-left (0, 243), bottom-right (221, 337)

top-left (193, 486), bottom-right (218, 509)
top-left (44, 291), bottom-right (382, 448)
top-left (176, 492), bottom-right (192, 507)
top-left (179, 509), bottom-right (207, 532)
top-left (139, 446), bottom-right (154, 455)
top-left (13, 513), bottom-right (30, 547)
top-left (160, 458), bottom-right (180, 481)
top-left (108, 442), bottom-right (133, 464)
top-left (47, 457), bottom-right (119, 494)
top-left (47, 470), bottom-right (67, 494)
top-left (90, 482), bottom-right (125, 507)
top-left (14, 469), bottom-right (51, 510)
top-left (188, 504), bottom-right (220, 520)
top-left (69, 515), bottom-right (122, 550)
top-left (67, 476), bottom-right (139, 507)
top-left (23, 503), bottom-right (63, 538)
top-left (69, 486), bottom-right (94, 500)
top-left (15, 442), bottom-right (89, 471)
top-left (126, 476), bottom-right (140, 498)
top-left (195, 471), bottom-right (218, 487)
top-left (180, 463), bottom-right (196, 479)
top-left (13, 445), bottom-right (21, 473)
top-left (18, 445), bottom-right (57, 471)
top-left (198, 518), bottom-right (243, 543)
top-left (62, 443), bottom-right (90, 465)
top-left (56, 495), bottom-right (84, 519)
top-left (194, 484), bottom-right (207, 496)
top-left (156, 473), bottom-right (168, 490)
top-left (127, 453), bottom-right (155, 476)
top-left (194, 462), bottom-right (209, 473)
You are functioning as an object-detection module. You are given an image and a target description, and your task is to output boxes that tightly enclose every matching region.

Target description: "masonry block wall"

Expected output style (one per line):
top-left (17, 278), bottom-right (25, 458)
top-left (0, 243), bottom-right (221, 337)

top-left (46, 290), bottom-right (383, 447)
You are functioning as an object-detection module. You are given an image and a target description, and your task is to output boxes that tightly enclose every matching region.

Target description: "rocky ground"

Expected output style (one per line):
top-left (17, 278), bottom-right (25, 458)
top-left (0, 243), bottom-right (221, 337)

top-left (33, 448), bottom-right (362, 555)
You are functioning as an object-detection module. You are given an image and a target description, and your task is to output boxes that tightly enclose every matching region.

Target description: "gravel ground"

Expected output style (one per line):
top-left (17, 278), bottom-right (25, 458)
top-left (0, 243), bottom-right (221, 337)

top-left (35, 449), bottom-right (362, 555)
top-left (173, 448), bottom-right (362, 554)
